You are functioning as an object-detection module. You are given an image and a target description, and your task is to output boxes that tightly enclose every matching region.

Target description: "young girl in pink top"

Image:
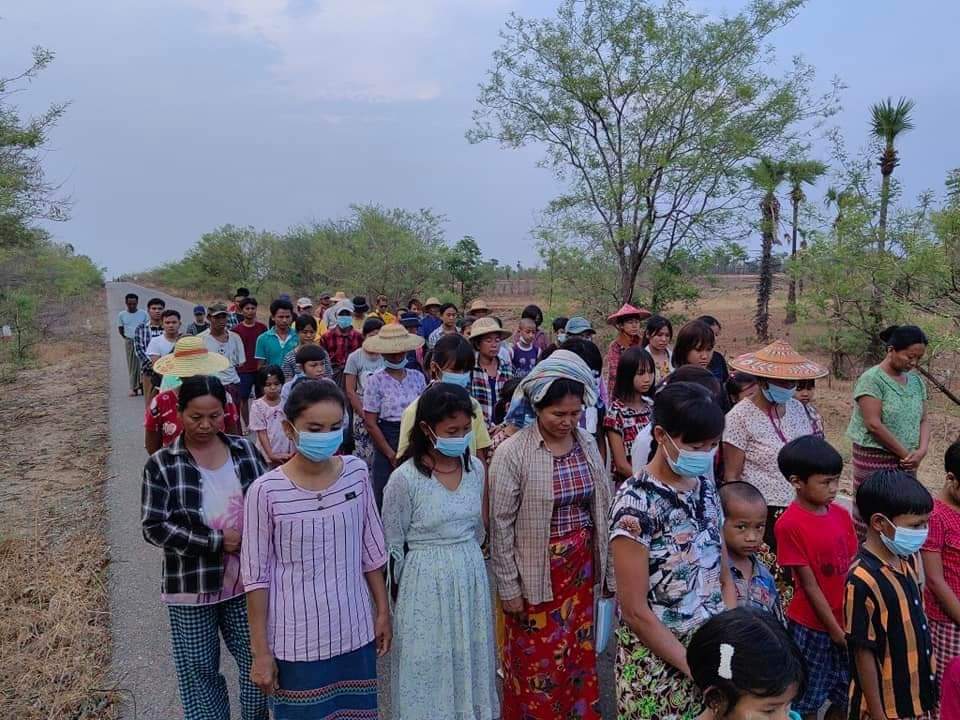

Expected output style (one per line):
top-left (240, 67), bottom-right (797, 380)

top-left (242, 380), bottom-right (389, 719)
top-left (248, 365), bottom-right (295, 467)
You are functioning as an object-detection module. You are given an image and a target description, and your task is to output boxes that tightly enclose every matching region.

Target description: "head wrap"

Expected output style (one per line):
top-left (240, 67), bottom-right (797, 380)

top-left (505, 350), bottom-right (598, 429)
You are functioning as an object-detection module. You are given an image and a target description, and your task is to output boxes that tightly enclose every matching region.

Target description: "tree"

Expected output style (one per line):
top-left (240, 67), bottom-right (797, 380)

top-left (445, 235), bottom-right (494, 307)
top-left (469, 0), bottom-right (836, 304)
top-left (0, 46), bottom-right (70, 248)
top-left (746, 157), bottom-right (787, 341)
top-left (866, 97), bottom-right (914, 359)
top-left (784, 159), bottom-right (827, 323)
top-left (182, 225), bottom-right (279, 295)
top-left (823, 185), bottom-right (853, 232)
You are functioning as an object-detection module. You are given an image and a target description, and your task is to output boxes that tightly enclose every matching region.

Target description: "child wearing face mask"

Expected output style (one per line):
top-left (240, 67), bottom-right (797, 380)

top-left (609, 381), bottom-right (735, 720)
top-left (687, 607), bottom-right (805, 720)
top-left (382, 382), bottom-right (499, 720)
top-left (774, 436), bottom-right (857, 720)
top-left (847, 468), bottom-right (936, 720)
top-left (242, 380), bottom-right (389, 719)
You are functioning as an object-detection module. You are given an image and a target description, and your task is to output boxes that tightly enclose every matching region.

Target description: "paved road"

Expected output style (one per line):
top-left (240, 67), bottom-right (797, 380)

top-left (105, 281), bottom-right (613, 719)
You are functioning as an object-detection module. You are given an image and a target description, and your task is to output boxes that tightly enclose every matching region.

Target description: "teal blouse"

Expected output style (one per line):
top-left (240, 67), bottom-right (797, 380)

top-left (846, 365), bottom-right (927, 451)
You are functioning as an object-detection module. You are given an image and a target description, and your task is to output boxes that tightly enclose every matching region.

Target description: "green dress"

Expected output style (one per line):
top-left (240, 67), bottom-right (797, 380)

top-left (846, 365), bottom-right (927, 451)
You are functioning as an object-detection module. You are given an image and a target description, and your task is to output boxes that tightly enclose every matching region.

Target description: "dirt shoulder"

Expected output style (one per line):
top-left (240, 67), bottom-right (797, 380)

top-left (0, 289), bottom-right (118, 719)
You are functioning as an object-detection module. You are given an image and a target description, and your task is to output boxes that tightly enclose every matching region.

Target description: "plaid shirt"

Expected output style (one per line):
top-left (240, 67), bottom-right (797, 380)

top-left (141, 433), bottom-right (267, 595)
top-left (320, 327), bottom-right (362, 369)
top-left (489, 423), bottom-right (613, 605)
top-left (470, 357), bottom-right (514, 428)
top-left (134, 321), bottom-right (164, 369)
top-left (226, 312), bottom-right (240, 331)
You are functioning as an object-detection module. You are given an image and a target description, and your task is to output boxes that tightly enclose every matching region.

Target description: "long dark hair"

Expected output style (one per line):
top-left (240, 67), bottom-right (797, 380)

top-left (283, 379), bottom-right (346, 423)
top-left (400, 383), bottom-right (474, 475)
top-left (178, 375), bottom-right (227, 412)
top-left (424, 334), bottom-right (475, 379)
top-left (642, 314), bottom-right (673, 346)
top-left (672, 320), bottom-right (715, 369)
top-left (613, 347), bottom-right (656, 403)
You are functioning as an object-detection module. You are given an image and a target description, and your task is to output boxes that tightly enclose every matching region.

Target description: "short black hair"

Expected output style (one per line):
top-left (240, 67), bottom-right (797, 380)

top-left (521, 304), bottom-right (543, 326)
top-left (533, 378), bottom-right (585, 411)
top-left (147, 297), bottom-right (166, 309)
top-left (719, 481), bottom-right (767, 514)
top-left (238, 296), bottom-right (258, 309)
top-left (642, 315), bottom-right (673, 345)
top-left (856, 468), bottom-right (933, 523)
top-left (696, 314), bottom-right (721, 330)
top-left (270, 298), bottom-right (294, 317)
top-left (552, 316), bottom-right (569, 333)
top-left (560, 337), bottom-right (603, 375)
top-left (664, 365), bottom-right (723, 405)
top-left (946, 440), bottom-right (960, 479)
top-left (687, 607), bottom-right (805, 708)
top-left (613, 347), bottom-right (656, 402)
top-left (161, 308), bottom-right (181, 321)
top-left (235, 287), bottom-right (250, 298)
top-left (427, 334), bottom-right (475, 376)
top-left (652, 381), bottom-right (724, 444)
top-left (255, 364), bottom-right (285, 395)
top-left (295, 314), bottom-right (318, 332)
top-left (726, 371), bottom-right (757, 398)
top-left (177, 375), bottom-right (226, 412)
top-left (439, 302), bottom-right (458, 315)
top-left (796, 378), bottom-right (816, 390)
top-left (295, 344), bottom-right (328, 366)
top-left (879, 324), bottom-right (928, 351)
top-left (494, 376), bottom-right (523, 425)
top-left (777, 436), bottom-right (843, 481)
top-left (672, 320), bottom-right (715, 369)
top-left (399, 383), bottom-right (474, 475)
top-left (125, 292), bottom-right (139, 301)
top-left (283, 378), bottom-right (345, 423)
top-left (361, 317), bottom-right (384, 336)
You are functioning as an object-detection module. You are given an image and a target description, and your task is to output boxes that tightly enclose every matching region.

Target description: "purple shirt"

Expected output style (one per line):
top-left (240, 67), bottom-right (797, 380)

top-left (241, 456), bottom-right (387, 662)
top-left (362, 368), bottom-right (426, 422)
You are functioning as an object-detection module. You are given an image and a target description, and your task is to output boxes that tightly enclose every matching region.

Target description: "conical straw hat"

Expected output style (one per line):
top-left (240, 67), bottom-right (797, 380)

top-left (152, 336), bottom-right (231, 377)
top-left (362, 323), bottom-right (424, 354)
top-left (728, 339), bottom-right (828, 381)
top-left (607, 303), bottom-right (652, 325)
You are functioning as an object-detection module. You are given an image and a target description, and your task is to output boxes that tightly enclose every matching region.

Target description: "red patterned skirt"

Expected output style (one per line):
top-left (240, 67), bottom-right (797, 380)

top-left (930, 619), bottom-right (960, 720)
top-left (502, 526), bottom-right (600, 720)
top-left (851, 444), bottom-right (906, 542)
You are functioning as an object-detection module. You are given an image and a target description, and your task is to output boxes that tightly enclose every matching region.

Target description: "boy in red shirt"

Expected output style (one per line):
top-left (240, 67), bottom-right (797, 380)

top-left (774, 435), bottom-right (857, 720)
top-left (231, 296), bottom-right (267, 425)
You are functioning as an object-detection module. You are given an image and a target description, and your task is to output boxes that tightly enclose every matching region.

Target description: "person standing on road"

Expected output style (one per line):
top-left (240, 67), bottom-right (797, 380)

top-left (185, 305), bottom-right (210, 336)
top-left (226, 287), bottom-right (249, 331)
top-left (118, 292), bottom-right (147, 396)
top-left (254, 299), bottom-right (298, 369)
top-left (146, 309), bottom-right (183, 391)
top-left (320, 302), bottom-right (363, 386)
top-left (141, 375), bottom-right (268, 720)
top-left (242, 380), bottom-right (389, 719)
top-left (232, 297), bottom-right (267, 425)
top-left (199, 303), bottom-right (246, 411)
top-left (419, 297), bottom-right (443, 342)
top-left (135, 297), bottom-right (166, 407)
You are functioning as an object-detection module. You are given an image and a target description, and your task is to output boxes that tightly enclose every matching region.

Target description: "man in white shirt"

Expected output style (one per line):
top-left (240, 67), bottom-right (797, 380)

top-left (146, 309), bottom-right (182, 362)
top-left (198, 302), bottom-right (246, 410)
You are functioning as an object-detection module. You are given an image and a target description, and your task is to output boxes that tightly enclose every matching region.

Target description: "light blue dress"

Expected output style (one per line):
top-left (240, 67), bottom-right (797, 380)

top-left (382, 458), bottom-right (500, 720)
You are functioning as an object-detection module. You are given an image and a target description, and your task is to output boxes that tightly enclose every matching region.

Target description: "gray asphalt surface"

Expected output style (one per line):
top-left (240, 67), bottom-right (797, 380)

top-left (105, 281), bottom-right (613, 719)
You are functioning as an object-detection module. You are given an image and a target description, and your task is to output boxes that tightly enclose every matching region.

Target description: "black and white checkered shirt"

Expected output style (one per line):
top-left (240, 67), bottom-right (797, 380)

top-left (141, 433), bottom-right (267, 595)
top-left (134, 321), bottom-right (163, 371)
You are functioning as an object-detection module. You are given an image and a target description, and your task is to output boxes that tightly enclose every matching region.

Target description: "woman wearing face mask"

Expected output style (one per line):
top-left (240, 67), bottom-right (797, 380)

top-left (722, 340), bottom-right (828, 557)
top-left (396, 333), bottom-right (493, 467)
top-left (141, 375), bottom-right (268, 720)
top-left (383, 383), bottom-right (499, 719)
top-left (361, 323), bottom-right (427, 509)
top-left (242, 380), bottom-right (390, 719)
top-left (610, 381), bottom-right (736, 720)
top-left (489, 350), bottom-right (613, 720)
top-left (846, 324), bottom-right (930, 541)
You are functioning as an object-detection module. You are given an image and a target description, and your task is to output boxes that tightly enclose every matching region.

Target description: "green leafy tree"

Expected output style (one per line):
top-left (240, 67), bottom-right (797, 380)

top-left (469, 0), bottom-right (837, 304)
top-left (746, 157), bottom-right (788, 340)
top-left (784, 159), bottom-right (827, 323)
top-left (445, 235), bottom-right (494, 307)
top-left (0, 46), bottom-right (69, 248)
top-left (180, 225), bottom-right (279, 295)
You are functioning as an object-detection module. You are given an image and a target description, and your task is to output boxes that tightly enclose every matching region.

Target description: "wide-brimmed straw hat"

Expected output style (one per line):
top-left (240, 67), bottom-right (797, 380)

top-left (152, 336), bottom-right (230, 377)
top-left (469, 317), bottom-right (512, 341)
top-left (469, 298), bottom-right (490, 313)
top-left (729, 339), bottom-right (828, 381)
top-left (362, 323), bottom-right (424, 354)
top-left (332, 291), bottom-right (348, 301)
top-left (423, 297), bottom-right (442, 309)
top-left (607, 303), bottom-right (652, 325)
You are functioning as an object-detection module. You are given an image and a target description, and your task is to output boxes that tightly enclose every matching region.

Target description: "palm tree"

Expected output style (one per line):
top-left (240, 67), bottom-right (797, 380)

top-left (823, 186), bottom-right (852, 233)
top-left (868, 97), bottom-right (915, 358)
top-left (784, 160), bottom-right (827, 323)
top-left (746, 157), bottom-right (788, 341)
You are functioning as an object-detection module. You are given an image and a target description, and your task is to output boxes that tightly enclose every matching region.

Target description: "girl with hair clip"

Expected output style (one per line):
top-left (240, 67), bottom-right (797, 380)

top-left (687, 607), bottom-right (806, 720)
top-left (382, 383), bottom-right (499, 720)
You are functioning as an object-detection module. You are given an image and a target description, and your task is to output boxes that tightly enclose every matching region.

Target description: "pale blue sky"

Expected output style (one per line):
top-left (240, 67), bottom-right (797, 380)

top-left (2, 1), bottom-right (958, 276)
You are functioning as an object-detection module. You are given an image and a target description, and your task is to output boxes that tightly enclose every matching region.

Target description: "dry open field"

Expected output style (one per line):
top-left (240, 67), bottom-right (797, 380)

top-left (0, 292), bottom-right (119, 719)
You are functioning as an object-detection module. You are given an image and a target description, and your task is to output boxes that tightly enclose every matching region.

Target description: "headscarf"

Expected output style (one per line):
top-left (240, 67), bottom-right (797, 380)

top-left (505, 350), bottom-right (598, 429)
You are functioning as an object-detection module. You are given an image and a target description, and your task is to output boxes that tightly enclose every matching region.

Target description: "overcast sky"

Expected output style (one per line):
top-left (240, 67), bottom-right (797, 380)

top-left (2, 1), bottom-right (958, 277)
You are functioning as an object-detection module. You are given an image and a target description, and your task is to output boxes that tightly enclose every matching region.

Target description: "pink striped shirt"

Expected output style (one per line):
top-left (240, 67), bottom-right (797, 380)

top-left (241, 455), bottom-right (387, 662)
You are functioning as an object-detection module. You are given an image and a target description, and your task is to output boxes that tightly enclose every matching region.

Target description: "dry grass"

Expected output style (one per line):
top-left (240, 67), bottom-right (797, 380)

top-left (0, 289), bottom-right (119, 719)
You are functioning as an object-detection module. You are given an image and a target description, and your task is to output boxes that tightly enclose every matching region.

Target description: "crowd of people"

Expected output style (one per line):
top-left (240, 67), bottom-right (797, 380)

top-left (119, 286), bottom-right (958, 720)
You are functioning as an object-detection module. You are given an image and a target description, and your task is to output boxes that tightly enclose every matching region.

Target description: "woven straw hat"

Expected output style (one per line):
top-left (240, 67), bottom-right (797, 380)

top-left (469, 298), bottom-right (490, 313)
top-left (469, 317), bottom-right (512, 341)
top-left (729, 339), bottom-right (828, 381)
top-left (332, 291), bottom-right (348, 301)
top-left (423, 297), bottom-right (442, 309)
top-left (152, 336), bottom-right (230, 377)
top-left (362, 323), bottom-right (424, 354)
top-left (607, 303), bottom-right (652, 325)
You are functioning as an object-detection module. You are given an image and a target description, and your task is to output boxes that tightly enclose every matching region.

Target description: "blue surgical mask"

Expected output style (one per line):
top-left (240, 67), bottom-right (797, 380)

top-left (666, 434), bottom-right (716, 478)
top-left (432, 429), bottom-right (474, 458)
top-left (441, 371), bottom-right (471, 388)
top-left (879, 516), bottom-right (929, 557)
top-left (383, 358), bottom-right (407, 371)
top-left (294, 427), bottom-right (343, 462)
top-left (762, 382), bottom-right (796, 405)
top-left (557, 332), bottom-right (567, 344)
top-left (336, 316), bottom-right (353, 330)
